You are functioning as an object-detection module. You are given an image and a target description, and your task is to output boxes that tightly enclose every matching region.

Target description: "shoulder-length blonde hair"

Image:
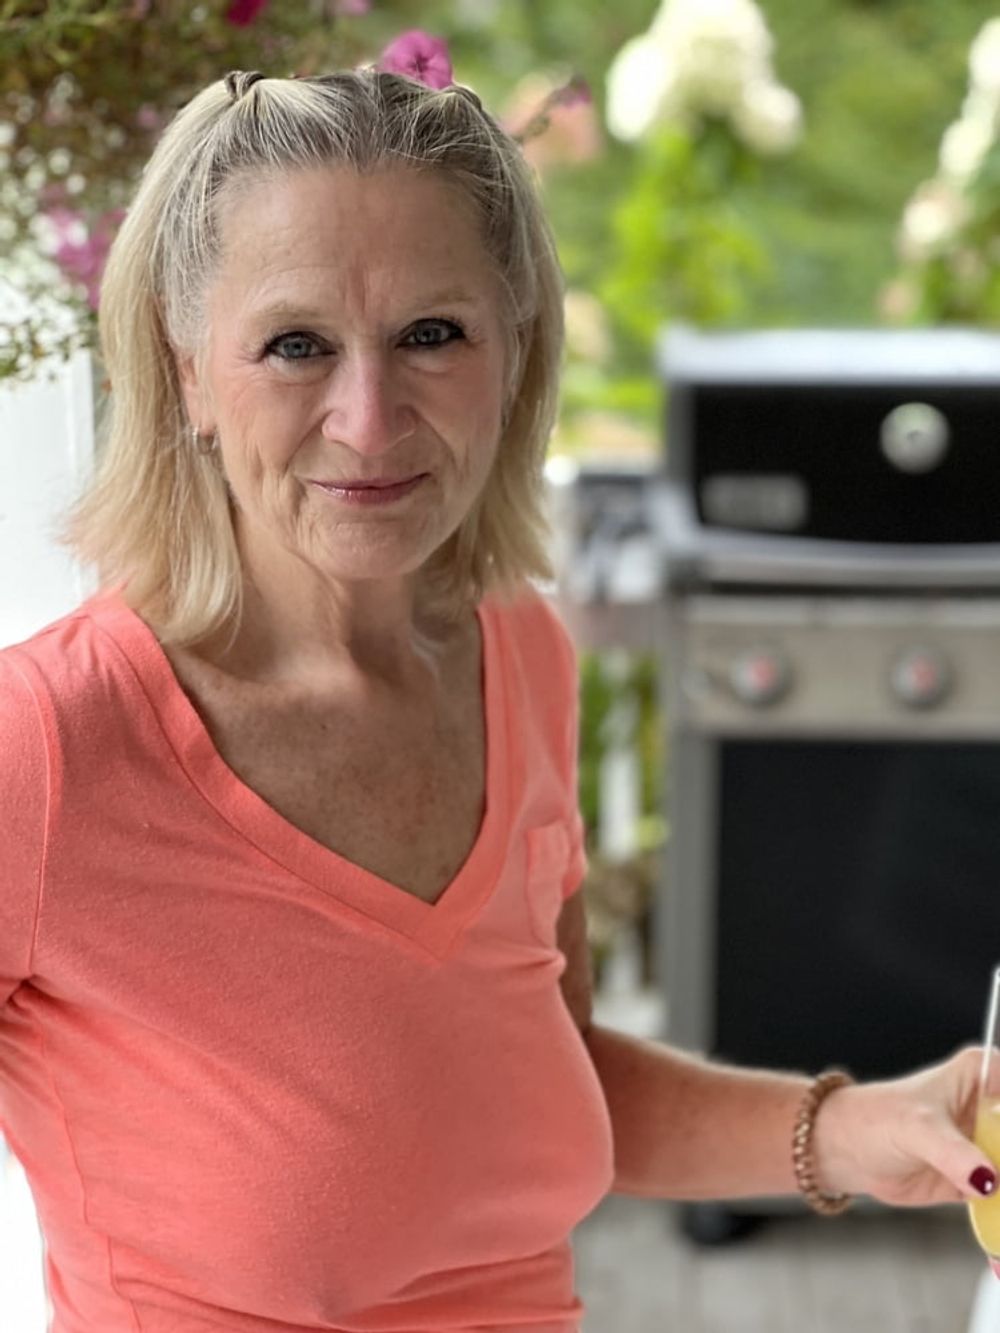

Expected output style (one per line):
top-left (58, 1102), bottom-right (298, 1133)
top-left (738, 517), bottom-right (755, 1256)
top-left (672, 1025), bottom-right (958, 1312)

top-left (64, 68), bottom-right (564, 645)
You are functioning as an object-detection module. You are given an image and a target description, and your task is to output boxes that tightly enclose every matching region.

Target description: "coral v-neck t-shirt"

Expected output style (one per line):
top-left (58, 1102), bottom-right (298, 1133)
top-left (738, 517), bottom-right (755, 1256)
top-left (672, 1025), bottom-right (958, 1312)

top-left (0, 588), bottom-right (614, 1333)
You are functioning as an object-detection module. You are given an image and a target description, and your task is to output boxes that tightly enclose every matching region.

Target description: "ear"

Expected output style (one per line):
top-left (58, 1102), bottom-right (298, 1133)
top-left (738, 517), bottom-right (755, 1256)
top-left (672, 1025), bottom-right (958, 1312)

top-left (173, 345), bottom-right (215, 437)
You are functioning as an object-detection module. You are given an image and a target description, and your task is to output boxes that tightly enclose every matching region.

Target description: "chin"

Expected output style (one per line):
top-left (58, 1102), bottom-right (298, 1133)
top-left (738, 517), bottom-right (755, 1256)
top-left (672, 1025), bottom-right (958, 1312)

top-left (313, 542), bottom-right (437, 585)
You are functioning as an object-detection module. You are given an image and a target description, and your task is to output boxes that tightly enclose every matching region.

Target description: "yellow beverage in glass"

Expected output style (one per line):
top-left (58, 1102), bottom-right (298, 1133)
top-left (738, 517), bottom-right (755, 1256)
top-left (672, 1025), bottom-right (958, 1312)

top-left (970, 1099), bottom-right (1000, 1258)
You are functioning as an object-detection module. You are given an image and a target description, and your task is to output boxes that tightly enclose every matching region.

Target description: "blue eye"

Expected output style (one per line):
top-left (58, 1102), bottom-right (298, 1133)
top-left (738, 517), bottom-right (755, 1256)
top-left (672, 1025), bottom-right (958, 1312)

top-left (268, 333), bottom-right (325, 361)
top-left (405, 320), bottom-right (465, 348)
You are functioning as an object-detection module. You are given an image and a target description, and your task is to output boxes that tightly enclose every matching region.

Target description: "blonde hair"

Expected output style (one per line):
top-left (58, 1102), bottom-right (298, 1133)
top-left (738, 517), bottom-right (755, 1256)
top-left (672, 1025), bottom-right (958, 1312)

top-left (64, 68), bottom-right (564, 644)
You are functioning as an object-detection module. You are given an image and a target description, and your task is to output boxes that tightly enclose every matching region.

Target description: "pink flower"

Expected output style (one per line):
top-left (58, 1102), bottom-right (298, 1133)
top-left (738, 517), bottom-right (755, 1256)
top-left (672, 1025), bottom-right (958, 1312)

top-left (135, 103), bottom-right (162, 131)
top-left (45, 207), bottom-right (85, 247)
top-left (38, 182), bottom-right (69, 210)
top-left (501, 73), bottom-right (601, 170)
top-left (46, 207), bottom-right (125, 311)
top-left (378, 30), bottom-right (453, 90)
top-left (333, 0), bottom-right (370, 13)
top-left (552, 75), bottom-right (592, 110)
top-left (225, 0), bottom-right (269, 26)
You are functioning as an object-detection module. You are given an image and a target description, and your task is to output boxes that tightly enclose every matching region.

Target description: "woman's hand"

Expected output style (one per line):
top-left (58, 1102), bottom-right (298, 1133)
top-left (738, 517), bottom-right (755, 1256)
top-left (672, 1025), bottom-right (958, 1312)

top-left (813, 1046), bottom-right (997, 1207)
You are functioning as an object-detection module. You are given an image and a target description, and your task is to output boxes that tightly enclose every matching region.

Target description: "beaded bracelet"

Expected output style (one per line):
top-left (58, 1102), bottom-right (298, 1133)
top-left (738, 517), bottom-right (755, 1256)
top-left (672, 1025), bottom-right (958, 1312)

top-left (792, 1069), bottom-right (855, 1216)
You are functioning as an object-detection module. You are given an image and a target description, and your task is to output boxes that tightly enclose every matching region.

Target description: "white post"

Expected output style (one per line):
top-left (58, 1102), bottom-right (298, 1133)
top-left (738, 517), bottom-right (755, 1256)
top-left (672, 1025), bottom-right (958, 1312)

top-left (0, 347), bottom-right (97, 648)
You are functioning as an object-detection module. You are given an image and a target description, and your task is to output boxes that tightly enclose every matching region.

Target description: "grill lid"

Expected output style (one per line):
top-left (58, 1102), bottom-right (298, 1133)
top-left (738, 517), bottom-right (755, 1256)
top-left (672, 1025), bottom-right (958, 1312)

top-left (658, 327), bottom-right (1000, 586)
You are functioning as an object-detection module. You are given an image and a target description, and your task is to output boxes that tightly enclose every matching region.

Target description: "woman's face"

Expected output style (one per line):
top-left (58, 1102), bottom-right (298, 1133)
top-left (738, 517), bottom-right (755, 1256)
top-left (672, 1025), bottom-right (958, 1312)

top-left (177, 165), bottom-right (510, 591)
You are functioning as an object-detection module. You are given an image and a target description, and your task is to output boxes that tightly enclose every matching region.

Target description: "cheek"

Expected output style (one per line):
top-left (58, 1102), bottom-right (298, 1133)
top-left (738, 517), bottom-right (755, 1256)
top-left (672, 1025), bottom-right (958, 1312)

top-left (448, 356), bottom-right (506, 438)
top-left (219, 377), bottom-right (315, 473)
top-left (450, 401), bottom-right (502, 487)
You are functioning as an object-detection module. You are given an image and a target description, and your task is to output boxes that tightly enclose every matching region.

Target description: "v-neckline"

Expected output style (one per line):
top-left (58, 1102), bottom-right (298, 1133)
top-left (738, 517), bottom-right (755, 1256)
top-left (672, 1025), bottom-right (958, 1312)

top-left (89, 592), bottom-right (513, 958)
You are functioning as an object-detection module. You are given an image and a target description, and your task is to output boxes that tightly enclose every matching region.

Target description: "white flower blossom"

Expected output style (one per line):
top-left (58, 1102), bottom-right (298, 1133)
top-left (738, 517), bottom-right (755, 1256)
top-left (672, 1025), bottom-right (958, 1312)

top-left (732, 81), bottom-right (802, 154)
top-left (651, 0), bottom-right (772, 66)
top-left (654, 0), bottom-right (772, 116)
top-left (939, 113), bottom-right (994, 181)
top-left (33, 210), bottom-right (88, 253)
top-left (962, 87), bottom-right (1000, 133)
top-left (970, 18), bottom-right (1000, 101)
top-left (898, 179), bottom-right (969, 264)
top-left (605, 31), bottom-right (679, 142)
top-left (606, 0), bottom-right (800, 153)
top-left (894, 17), bottom-right (1000, 284)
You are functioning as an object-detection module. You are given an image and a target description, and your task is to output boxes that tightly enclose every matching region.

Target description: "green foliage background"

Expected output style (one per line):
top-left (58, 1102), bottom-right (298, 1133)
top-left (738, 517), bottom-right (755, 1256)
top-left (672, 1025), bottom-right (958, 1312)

top-left (3, 0), bottom-right (992, 403)
top-left (435, 0), bottom-right (994, 434)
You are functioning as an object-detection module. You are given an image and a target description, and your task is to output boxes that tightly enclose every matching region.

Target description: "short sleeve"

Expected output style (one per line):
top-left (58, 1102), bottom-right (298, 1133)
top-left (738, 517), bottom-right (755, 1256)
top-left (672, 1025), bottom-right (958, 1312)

top-left (545, 601), bottom-right (588, 902)
top-left (0, 653), bottom-right (48, 1007)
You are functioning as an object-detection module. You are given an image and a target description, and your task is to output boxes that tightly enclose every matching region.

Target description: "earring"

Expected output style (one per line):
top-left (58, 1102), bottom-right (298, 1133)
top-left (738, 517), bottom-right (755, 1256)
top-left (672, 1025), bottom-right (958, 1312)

top-left (191, 426), bottom-right (217, 455)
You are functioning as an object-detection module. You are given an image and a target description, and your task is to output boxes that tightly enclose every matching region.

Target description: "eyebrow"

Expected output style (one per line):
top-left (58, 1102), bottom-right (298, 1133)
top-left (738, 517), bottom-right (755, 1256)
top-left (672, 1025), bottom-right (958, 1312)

top-left (247, 289), bottom-right (489, 327)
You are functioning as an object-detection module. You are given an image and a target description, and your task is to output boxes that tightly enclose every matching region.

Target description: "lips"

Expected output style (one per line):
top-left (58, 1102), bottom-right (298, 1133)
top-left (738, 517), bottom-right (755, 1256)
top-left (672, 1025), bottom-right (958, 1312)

top-left (310, 473), bottom-right (426, 490)
top-left (308, 474), bottom-right (428, 506)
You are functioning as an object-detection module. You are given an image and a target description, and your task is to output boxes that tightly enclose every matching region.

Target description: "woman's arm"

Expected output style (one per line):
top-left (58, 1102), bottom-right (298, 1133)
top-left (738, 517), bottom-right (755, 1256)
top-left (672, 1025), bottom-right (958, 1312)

top-left (583, 1024), bottom-right (810, 1199)
top-left (556, 889), bottom-right (809, 1198)
top-left (557, 893), bottom-right (995, 1208)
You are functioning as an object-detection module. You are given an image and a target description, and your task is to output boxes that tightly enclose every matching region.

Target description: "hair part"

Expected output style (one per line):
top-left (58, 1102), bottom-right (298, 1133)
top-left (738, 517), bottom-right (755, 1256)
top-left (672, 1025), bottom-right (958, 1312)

top-left (63, 69), bottom-right (564, 645)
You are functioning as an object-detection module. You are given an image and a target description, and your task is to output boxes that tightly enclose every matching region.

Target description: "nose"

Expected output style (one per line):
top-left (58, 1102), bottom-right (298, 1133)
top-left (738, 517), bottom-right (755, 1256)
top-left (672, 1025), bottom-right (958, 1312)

top-left (319, 351), bottom-right (417, 458)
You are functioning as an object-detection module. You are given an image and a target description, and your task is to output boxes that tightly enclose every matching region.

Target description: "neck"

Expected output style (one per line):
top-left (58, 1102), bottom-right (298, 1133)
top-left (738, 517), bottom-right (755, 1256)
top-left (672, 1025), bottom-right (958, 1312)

top-left (194, 526), bottom-right (465, 691)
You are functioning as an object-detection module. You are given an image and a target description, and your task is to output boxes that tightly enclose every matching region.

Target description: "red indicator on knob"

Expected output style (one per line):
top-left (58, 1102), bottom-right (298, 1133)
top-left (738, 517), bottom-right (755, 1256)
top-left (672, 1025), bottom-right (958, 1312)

top-left (890, 647), bottom-right (952, 708)
top-left (728, 649), bottom-right (791, 707)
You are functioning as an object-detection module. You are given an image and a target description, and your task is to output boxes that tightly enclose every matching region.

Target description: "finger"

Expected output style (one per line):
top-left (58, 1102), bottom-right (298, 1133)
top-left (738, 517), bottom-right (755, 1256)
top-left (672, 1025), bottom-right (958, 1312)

top-left (906, 1112), bottom-right (998, 1201)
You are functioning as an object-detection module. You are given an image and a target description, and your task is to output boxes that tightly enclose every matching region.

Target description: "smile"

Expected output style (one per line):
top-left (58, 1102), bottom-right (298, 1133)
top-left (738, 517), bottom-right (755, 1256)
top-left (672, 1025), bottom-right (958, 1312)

top-left (307, 475), bottom-right (428, 507)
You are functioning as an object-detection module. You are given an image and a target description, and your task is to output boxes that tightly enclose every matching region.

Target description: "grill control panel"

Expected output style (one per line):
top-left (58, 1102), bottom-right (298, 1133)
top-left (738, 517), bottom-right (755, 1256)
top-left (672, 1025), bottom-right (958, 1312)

top-left (669, 595), bottom-right (1000, 737)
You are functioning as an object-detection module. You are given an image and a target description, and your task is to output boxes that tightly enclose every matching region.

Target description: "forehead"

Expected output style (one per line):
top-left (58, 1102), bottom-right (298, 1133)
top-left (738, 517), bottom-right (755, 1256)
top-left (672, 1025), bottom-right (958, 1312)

top-left (211, 165), bottom-right (500, 318)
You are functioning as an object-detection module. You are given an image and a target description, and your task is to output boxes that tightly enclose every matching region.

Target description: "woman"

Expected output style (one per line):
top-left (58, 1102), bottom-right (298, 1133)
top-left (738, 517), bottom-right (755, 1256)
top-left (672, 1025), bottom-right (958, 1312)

top-left (0, 68), bottom-right (995, 1333)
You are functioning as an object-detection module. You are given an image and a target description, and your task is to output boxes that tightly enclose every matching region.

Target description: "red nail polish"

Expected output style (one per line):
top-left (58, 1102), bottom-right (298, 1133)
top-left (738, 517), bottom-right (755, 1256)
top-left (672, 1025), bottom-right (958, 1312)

top-left (971, 1166), bottom-right (997, 1197)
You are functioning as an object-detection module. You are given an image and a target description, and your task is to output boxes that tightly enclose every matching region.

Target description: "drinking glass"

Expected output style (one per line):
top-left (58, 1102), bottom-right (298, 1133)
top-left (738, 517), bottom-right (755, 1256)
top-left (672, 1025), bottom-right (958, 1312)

top-left (969, 965), bottom-right (1000, 1261)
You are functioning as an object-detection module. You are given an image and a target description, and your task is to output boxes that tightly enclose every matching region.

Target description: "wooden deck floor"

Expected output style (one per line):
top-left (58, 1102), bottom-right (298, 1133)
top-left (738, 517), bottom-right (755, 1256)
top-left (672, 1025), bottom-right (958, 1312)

top-left (574, 1192), bottom-right (986, 1333)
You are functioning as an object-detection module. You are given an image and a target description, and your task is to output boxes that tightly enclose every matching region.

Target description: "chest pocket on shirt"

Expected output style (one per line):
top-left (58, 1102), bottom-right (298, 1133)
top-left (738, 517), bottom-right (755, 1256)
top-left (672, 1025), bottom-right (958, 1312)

top-left (524, 820), bottom-right (571, 947)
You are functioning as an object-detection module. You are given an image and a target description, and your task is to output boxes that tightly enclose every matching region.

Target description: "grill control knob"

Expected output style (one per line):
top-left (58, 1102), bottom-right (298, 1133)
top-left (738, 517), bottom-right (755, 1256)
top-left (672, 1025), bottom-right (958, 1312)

top-left (890, 647), bottom-right (952, 708)
top-left (728, 648), bottom-right (791, 707)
